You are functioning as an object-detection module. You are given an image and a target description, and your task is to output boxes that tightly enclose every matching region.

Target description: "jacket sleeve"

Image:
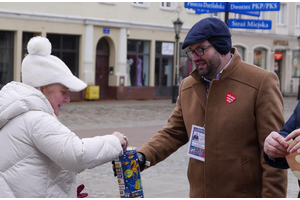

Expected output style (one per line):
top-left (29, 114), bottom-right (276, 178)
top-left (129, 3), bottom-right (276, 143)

top-left (264, 101), bottom-right (300, 169)
top-left (28, 112), bottom-right (123, 173)
top-left (138, 79), bottom-right (189, 167)
top-left (256, 71), bottom-right (287, 198)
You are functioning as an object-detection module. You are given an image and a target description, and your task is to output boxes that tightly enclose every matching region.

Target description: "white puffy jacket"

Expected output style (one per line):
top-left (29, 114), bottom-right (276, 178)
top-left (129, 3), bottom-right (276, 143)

top-left (0, 82), bottom-right (123, 197)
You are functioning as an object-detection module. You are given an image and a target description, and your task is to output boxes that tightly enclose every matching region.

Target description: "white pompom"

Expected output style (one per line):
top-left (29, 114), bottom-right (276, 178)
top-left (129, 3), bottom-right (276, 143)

top-left (27, 36), bottom-right (52, 56)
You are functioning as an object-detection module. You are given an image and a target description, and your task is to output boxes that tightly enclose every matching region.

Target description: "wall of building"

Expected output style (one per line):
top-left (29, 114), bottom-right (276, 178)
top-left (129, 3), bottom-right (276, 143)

top-left (0, 2), bottom-right (299, 100)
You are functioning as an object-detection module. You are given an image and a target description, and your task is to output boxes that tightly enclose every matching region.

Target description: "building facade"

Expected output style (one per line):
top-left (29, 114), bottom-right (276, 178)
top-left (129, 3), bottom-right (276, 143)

top-left (0, 2), bottom-right (299, 100)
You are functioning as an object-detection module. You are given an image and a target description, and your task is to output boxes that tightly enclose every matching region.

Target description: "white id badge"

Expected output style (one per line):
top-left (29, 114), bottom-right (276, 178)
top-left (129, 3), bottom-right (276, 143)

top-left (187, 125), bottom-right (205, 162)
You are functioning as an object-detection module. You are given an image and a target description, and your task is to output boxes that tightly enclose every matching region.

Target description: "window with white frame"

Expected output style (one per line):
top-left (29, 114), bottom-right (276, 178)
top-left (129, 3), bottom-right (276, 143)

top-left (234, 13), bottom-right (243, 19)
top-left (160, 2), bottom-right (176, 10)
top-left (297, 5), bottom-right (300, 26)
top-left (235, 46), bottom-right (245, 60)
top-left (132, 2), bottom-right (149, 8)
top-left (258, 11), bottom-right (266, 20)
top-left (277, 3), bottom-right (286, 25)
top-left (211, 12), bottom-right (219, 18)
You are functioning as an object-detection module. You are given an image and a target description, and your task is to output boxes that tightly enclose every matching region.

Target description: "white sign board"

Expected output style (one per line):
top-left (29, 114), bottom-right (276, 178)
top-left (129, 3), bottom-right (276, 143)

top-left (162, 42), bottom-right (174, 55)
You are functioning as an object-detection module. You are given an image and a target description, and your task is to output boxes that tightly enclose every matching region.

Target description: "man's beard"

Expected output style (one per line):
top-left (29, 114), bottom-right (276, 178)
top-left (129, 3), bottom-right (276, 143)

top-left (197, 52), bottom-right (221, 79)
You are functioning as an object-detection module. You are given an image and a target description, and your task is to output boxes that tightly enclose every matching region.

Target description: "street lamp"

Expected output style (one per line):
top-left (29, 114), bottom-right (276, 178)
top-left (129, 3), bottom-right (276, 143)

top-left (172, 18), bottom-right (183, 103)
top-left (297, 35), bottom-right (300, 100)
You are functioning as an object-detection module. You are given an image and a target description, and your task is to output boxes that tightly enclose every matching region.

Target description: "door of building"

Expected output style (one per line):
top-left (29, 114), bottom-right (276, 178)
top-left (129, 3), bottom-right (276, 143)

top-left (274, 51), bottom-right (283, 91)
top-left (155, 56), bottom-right (173, 97)
top-left (274, 59), bottom-right (281, 87)
top-left (96, 38), bottom-right (110, 98)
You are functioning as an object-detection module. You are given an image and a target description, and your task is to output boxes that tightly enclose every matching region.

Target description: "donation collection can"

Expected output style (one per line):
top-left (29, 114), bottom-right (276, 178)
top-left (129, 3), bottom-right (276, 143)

top-left (114, 147), bottom-right (144, 198)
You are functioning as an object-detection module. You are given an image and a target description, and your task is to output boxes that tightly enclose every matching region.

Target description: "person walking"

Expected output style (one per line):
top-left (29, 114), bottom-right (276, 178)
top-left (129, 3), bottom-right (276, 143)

top-left (0, 36), bottom-right (128, 198)
top-left (136, 17), bottom-right (287, 197)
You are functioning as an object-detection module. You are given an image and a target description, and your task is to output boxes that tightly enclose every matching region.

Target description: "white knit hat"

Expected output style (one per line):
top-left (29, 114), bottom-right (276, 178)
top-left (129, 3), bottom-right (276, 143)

top-left (21, 36), bottom-right (87, 92)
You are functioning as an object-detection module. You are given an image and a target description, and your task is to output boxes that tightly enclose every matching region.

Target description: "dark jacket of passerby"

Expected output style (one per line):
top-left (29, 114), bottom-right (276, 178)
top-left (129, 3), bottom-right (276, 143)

top-left (264, 101), bottom-right (300, 197)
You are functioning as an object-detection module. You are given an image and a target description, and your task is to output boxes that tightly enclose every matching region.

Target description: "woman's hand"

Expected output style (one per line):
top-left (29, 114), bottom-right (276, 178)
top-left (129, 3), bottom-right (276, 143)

top-left (112, 132), bottom-right (129, 151)
top-left (285, 129), bottom-right (300, 153)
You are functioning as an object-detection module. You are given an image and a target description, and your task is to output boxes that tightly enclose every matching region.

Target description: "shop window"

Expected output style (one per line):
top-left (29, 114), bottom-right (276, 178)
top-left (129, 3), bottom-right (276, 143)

top-left (22, 32), bottom-right (35, 60)
top-left (292, 50), bottom-right (300, 77)
top-left (254, 48), bottom-right (267, 69)
top-left (155, 42), bottom-right (173, 87)
top-left (47, 34), bottom-right (80, 77)
top-left (234, 46), bottom-right (245, 61)
top-left (0, 31), bottom-right (14, 89)
top-left (127, 40), bottom-right (150, 87)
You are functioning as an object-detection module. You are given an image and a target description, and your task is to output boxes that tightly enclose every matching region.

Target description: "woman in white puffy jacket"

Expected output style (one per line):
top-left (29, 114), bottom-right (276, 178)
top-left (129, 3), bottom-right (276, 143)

top-left (0, 36), bottom-right (128, 198)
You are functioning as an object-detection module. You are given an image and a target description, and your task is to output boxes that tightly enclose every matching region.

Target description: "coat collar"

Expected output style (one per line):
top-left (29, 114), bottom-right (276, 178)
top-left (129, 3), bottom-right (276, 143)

top-left (189, 47), bottom-right (242, 109)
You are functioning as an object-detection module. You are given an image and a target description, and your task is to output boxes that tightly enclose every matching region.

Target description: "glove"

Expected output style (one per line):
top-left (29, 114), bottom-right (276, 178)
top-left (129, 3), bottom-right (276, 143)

top-left (112, 160), bottom-right (117, 177)
top-left (137, 152), bottom-right (146, 171)
top-left (77, 184), bottom-right (88, 198)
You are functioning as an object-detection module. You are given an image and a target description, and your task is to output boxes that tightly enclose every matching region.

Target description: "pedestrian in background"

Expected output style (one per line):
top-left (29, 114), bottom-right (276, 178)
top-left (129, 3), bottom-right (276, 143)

top-left (0, 36), bottom-right (128, 198)
top-left (136, 17), bottom-right (287, 197)
top-left (264, 100), bottom-right (300, 197)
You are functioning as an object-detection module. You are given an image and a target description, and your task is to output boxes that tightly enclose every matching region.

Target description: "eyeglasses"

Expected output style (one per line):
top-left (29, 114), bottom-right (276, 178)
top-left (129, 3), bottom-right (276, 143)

top-left (186, 44), bottom-right (213, 59)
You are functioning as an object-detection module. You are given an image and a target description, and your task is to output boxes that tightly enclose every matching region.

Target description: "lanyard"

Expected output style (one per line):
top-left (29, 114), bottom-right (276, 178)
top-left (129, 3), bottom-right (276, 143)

top-left (205, 81), bottom-right (210, 97)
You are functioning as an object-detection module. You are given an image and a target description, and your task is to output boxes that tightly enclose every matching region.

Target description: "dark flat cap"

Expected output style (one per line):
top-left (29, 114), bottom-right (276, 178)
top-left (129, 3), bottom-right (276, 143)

top-left (182, 17), bottom-right (232, 54)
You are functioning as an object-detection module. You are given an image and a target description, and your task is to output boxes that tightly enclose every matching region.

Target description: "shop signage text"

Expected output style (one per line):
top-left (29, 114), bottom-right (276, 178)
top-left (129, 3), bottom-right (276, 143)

top-left (273, 40), bottom-right (289, 46)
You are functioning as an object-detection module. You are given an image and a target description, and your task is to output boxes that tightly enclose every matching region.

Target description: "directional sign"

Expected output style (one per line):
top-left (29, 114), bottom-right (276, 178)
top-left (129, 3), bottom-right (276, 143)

top-left (195, 9), bottom-right (221, 14)
top-left (195, 9), bottom-right (260, 17)
top-left (228, 19), bottom-right (272, 29)
top-left (185, 2), bottom-right (227, 11)
top-left (230, 10), bottom-right (260, 17)
top-left (228, 2), bottom-right (280, 12)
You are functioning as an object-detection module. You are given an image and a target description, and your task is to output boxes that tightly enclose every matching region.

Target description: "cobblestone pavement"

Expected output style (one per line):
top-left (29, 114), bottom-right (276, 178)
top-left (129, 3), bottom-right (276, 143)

top-left (57, 97), bottom-right (299, 198)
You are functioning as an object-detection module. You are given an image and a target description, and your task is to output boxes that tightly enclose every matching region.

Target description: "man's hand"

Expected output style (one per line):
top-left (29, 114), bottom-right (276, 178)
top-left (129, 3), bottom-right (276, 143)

top-left (264, 131), bottom-right (289, 158)
top-left (137, 152), bottom-right (146, 171)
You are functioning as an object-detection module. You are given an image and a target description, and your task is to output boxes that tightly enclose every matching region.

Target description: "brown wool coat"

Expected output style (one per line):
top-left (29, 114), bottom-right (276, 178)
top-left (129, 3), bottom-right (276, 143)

top-left (138, 48), bottom-right (287, 198)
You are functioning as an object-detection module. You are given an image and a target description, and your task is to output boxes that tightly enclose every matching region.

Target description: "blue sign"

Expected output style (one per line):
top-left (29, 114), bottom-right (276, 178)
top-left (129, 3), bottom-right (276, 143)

top-left (228, 19), bottom-right (272, 29)
top-left (195, 9), bottom-right (220, 14)
top-left (231, 10), bottom-right (260, 17)
top-left (195, 9), bottom-right (260, 17)
top-left (185, 2), bottom-right (226, 11)
top-left (103, 28), bottom-right (110, 34)
top-left (228, 2), bottom-right (280, 12)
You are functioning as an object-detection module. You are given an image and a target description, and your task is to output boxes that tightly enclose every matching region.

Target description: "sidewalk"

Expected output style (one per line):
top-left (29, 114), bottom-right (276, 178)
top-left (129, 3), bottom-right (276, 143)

top-left (57, 97), bottom-right (299, 198)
